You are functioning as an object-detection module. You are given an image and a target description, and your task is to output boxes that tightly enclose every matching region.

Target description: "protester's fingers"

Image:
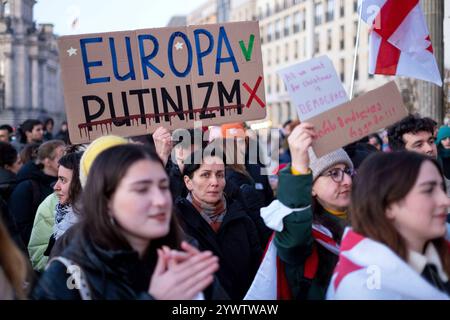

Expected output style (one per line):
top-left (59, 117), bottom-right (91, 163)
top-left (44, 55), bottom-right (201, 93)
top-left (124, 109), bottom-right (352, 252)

top-left (172, 255), bottom-right (219, 282)
top-left (183, 275), bottom-right (215, 300)
top-left (180, 241), bottom-right (201, 255)
top-left (174, 260), bottom-right (219, 296)
top-left (153, 249), bottom-right (166, 276)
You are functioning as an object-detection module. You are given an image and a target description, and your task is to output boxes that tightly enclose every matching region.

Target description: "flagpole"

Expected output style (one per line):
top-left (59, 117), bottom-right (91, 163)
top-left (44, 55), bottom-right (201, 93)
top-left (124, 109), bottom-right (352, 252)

top-left (350, 3), bottom-right (363, 99)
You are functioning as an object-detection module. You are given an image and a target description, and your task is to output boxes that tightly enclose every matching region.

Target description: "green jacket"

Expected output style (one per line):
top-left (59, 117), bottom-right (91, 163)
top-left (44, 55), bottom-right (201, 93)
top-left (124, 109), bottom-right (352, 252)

top-left (274, 166), bottom-right (342, 300)
top-left (28, 193), bottom-right (58, 271)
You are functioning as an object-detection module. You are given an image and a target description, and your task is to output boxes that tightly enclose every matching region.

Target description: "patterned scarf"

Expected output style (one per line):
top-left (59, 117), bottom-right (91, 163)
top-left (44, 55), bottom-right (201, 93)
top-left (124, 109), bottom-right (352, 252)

top-left (187, 193), bottom-right (227, 233)
top-left (53, 202), bottom-right (78, 240)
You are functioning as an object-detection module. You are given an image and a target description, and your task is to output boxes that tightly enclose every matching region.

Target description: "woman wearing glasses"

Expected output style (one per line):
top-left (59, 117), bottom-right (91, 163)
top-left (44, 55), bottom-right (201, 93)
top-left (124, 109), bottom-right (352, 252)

top-left (247, 122), bottom-right (354, 300)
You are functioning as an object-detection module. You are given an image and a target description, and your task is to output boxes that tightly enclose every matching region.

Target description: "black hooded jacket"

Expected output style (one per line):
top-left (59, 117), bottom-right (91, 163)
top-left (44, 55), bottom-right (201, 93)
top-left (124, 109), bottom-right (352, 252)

top-left (8, 161), bottom-right (57, 246)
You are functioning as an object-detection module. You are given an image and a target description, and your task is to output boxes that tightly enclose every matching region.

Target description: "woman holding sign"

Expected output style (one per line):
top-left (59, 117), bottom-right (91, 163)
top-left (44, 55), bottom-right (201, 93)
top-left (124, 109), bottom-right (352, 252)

top-left (248, 123), bottom-right (354, 300)
top-left (32, 144), bottom-right (219, 300)
top-left (327, 151), bottom-right (450, 299)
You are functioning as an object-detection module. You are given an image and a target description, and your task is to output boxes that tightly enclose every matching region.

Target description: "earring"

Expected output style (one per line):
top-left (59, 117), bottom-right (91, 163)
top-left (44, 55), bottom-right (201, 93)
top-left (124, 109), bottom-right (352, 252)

top-left (109, 215), bottom-right (116, 226)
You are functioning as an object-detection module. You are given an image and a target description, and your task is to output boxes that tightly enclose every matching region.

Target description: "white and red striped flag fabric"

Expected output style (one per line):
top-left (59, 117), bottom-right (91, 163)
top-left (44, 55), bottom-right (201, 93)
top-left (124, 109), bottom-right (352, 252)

top-left (360, 0), bottom-right (442, 86)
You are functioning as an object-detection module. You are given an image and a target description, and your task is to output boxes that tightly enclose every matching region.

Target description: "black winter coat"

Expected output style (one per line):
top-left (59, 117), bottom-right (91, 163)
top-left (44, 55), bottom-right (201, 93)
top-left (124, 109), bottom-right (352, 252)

top-left (224, 168), bottom-right (272, 248)
top-left (33, 229), bottom-right (229, 300)
top-left (175, 197), bottom-right (262, 300)
top-left (32, 232), bottom-right (155, 300)
top-left (8, 161), bottom-right (56, 246)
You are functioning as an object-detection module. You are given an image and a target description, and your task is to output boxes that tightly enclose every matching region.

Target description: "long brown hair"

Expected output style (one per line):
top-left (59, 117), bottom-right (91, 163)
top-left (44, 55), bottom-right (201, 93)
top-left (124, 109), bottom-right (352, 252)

top-left (350, 151), bottom-right (450, 275)
top-left (0, 216), bottom-right (30, 299)
top-left (80, 144), bottom-right (182, 252)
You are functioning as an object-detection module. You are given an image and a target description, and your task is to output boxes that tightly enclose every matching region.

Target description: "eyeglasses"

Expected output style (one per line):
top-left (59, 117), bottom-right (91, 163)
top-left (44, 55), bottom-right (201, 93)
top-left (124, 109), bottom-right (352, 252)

top-left (321, 167), bottom-right (355, 183)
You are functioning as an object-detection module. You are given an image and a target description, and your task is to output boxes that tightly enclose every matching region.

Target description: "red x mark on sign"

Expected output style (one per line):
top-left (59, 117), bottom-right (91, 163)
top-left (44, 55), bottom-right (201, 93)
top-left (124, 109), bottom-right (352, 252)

top-left (243, 76), bottom-right (265, 108)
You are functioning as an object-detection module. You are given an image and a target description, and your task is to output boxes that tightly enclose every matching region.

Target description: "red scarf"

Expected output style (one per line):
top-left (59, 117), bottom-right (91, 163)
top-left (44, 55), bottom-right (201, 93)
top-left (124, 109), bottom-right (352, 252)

top-left (187, 193), bottom-right (227, 233)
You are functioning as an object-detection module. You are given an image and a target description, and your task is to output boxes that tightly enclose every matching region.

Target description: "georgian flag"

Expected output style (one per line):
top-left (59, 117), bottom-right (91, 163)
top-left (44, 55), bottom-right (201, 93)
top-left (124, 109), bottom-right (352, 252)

top-left (360, 0), bottom-right (442, 86)
top-left (326, 228), bottom-right (450, 300)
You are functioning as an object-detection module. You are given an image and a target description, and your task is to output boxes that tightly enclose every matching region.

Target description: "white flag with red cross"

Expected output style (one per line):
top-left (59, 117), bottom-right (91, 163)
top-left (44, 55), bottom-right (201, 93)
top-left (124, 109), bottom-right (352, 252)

top-left (360, 0), bottom-right (442, 86)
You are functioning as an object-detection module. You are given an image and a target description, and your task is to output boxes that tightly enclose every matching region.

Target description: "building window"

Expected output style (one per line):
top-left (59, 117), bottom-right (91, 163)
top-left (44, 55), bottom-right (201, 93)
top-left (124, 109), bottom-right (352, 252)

top-left (267, 75), bottom-right (272, 94)
top-left (266, 3), bottom-right (271, 17)
top-left (314, 32), bottom-right (320, 54)
top-left (267, 48), bottom-right (272, 66)
top-left (314, 2), bottom-right (323, 26)
top-left (284, 15), bottom-right (291, 36)
top-left (355, 56), bottom-right (359, 81)
top-left (340, 25), bottom-right (345, 49)
top-left (339, 0), bottom-right (344, 17)
top-left (267, 23), bottom-right (273, 42)
top-left (353, 0), bottom-right (358, 13)
top-left (327, 29), bottom-right (332, 50)
top-left (353, 20), bottom-right (358, 46)
top-left (285, 43), bottom-right (289, 62)
top-left (302, 9), bottom-right (306, 29)
top-left (340, 58), bottom-right (345, 82)
top-left (276, 75), bottom-right (280, 93)
top-left (275, 19), bottom-right (281, 40)
top-left (294, 11), bottom-right (300, 33)
top-left (276, 46), bottom-right (280, 64)
top-left (326, 0), bottom-right (334, 22)
top-left (294, 40), bottom-right (299, 59)
top-left (258, 8), bottom-right (263, 20)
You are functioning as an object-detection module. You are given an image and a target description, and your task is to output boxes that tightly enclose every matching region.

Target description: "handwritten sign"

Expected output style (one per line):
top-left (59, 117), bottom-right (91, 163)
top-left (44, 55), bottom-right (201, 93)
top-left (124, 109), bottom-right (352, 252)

top-left (309, 81), bottom-right (408, 157)
top-left (57, 21), bottom-right (266, 144)
top-left (278, 55), bottom-right (348, 120)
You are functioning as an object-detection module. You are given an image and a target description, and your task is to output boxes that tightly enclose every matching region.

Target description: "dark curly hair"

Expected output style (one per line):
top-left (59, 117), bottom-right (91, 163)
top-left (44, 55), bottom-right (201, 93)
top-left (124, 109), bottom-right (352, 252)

top-left (387, 114), bottom-right (435, 151)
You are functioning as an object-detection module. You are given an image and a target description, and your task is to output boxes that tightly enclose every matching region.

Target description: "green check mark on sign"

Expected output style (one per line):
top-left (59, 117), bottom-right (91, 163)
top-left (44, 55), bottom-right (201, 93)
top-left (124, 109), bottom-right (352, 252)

top-left (239, 34), bottom-right (255, 62)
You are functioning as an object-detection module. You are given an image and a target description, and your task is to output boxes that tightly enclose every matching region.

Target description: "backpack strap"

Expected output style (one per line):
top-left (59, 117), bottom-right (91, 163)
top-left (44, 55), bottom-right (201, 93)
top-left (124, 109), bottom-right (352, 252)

top-left (47, 256), bottom-right (92, 300)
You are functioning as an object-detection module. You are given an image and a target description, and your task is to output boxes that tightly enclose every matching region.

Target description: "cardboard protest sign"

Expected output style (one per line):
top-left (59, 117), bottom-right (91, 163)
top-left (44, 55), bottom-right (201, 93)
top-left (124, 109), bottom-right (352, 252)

top-left (278, 55), bottom-right (348, 120)
top-left (57, 21), bottom-right (266, 144)
top-left (308, 81), bottom-right (408, 157)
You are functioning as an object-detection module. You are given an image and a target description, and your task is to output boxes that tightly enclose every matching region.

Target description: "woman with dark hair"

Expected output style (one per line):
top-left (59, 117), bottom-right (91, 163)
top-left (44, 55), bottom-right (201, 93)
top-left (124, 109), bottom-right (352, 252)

top-left (28, 151), bottom-right (83, 271)
top-left (328, 151), bottom-right (450, 299)
top-left (0, 142), bottom-right (23, 244)
top-left (9, 140), bottom-right (65, 246)
top-left (32, 144), bottom-right (218, 299)
top-left (43, 118), bottom-right (54, 141)
top-left (246, 123), bottom-right (354, 300)
top-left (175, 147), bottom-right (262, 300)
top-left (0, 141), bottom-right (22, 199)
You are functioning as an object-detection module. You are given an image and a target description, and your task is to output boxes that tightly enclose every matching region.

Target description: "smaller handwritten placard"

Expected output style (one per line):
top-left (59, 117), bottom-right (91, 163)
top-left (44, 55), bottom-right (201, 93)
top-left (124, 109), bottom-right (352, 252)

top-left (309, 81), bottom-right (408, 157)
top-left (278, 55), bottom-right (348, 120)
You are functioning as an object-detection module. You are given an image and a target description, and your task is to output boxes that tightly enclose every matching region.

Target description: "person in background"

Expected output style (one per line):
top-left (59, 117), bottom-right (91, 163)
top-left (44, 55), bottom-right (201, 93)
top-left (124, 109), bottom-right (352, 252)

top-left (0, 142), bottom-right (23, 247)
top-left (327, 151), bottom-right (450, 299)
top-left (387, 114), bottom-right (437, 158)
top-left (28, 151), bottom-right (83, 272)
top-left (0, 124), bottom-right (13, 143)
top-left (33, 144), bottom-right (219, 300)
top-left (8, 140), bottom-right (65, 247)
top-left (13, 119), bottom-right (44, 152)
top-left (0, 215), bottom-right (31, 299)
top-left (54, 121), bottom-right (70, 144)
top-left (0, 142), bottom-right (22, 199)
top-left (153, 127), bottom-right (207, 200)
top-left (367, 133), bottom-right (383, 151)
top-left (176, 148), bottom-right (262, 299)
top-left (43, 118), bottom-right (54, 141)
